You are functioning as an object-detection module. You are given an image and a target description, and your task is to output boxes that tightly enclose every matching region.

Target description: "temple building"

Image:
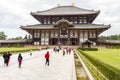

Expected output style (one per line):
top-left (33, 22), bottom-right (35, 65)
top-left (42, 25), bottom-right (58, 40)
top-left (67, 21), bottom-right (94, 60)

top-left (20, 5), bottom-right (111, 46)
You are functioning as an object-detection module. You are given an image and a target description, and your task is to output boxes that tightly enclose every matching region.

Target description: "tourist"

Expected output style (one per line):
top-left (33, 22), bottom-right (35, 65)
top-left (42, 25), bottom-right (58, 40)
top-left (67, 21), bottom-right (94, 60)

top-left (45, 51), bottom-right (50, 66)
top-left (58, 45), bottom-right (61, 50)
top-left (53, 47), bottom-right (56, 52)
top-left (18, 53), bottom-right (23, 68)
top-left (68, 49), bottom-right (71, 54)
top-left (56, 48), bottom-right (60, 54)
top-left (73, 50), bottom-right (76, 55)
top-left (30, 50), bottom-right (32, 56)
top-left (63, 50), bottom-right (65, 56)
top-left (66, 49), bottom-right (69, 55)
top-left (6, 52), bottom-right (12, 66)
top-left (3, 52), bottom-right (7, 66)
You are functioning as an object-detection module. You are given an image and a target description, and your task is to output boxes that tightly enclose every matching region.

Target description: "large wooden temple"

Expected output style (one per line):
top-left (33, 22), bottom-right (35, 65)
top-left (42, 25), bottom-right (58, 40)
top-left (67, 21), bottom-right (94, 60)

top-left (20, 5), bottom-right (111, 46)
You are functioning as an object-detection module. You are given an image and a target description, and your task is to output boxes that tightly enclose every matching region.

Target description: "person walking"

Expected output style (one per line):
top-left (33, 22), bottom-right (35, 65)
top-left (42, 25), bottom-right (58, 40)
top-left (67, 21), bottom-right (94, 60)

top-left (6, 52), bottom-right (12, 66)
top-left (3, 52), bottom-right (7, 66)
top-left (45, 51), bottom-right (50, 66)
top-left (18, 53), bottom-right (23, 68)
top-left (66, 49), bottom-right (69, 55)
top-left (63, 50), bottom-right (65, 56)
top-left (30, 50), bottom-right (32, 56)
top-left (68, 49), bottom-right (71, 55)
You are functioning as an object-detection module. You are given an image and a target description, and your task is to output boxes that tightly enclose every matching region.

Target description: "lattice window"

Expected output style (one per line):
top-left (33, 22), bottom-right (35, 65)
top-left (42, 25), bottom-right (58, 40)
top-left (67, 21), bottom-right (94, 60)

top-left (41, 30), bottom-right (44, 37)
top-left (74, 17), bottom-right (77, 23)
top-left (34, 30), bottom-right (40, 38)
top-left (34, 42), bottom-right (39, 45)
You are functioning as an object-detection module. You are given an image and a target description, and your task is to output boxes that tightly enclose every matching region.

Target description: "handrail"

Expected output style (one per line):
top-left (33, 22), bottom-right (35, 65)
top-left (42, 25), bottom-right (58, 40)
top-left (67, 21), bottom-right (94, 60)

top-left (72, 51), bottom-right (77, 80)
top-left (75, 50), bottom-right (94, 80)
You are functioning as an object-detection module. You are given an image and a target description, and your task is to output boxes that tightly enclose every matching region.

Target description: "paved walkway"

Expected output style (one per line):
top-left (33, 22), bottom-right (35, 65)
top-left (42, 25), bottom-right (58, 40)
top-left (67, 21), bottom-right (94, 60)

top-left (0, 49), bottom-right (76, 80)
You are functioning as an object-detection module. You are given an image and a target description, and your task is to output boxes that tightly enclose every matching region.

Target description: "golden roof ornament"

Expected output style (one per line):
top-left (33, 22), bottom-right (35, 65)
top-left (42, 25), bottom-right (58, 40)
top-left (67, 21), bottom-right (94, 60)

top-left (72, 3), bottom-right (75, 6)
top-left (57, 4), bottom-right (60, 7)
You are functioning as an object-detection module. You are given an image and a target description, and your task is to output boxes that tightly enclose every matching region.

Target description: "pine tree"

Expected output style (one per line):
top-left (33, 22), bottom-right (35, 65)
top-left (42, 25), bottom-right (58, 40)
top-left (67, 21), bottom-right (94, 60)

top-left (24, 35), bottom-right (27, 39)
top-left (0, 31), bottom-right (7, 40)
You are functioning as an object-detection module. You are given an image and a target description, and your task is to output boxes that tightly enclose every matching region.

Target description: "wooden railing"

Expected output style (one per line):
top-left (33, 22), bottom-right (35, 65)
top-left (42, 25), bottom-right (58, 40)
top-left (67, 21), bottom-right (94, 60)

top-left (75, 50), bottom-right (94, 80)
top-left (76, 49), bottom-right (108, 80)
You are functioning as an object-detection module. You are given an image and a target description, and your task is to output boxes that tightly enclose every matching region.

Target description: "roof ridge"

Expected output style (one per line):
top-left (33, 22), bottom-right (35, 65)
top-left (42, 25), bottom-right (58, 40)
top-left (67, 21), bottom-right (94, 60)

top-left (32, 5), bottom-right (99, 14)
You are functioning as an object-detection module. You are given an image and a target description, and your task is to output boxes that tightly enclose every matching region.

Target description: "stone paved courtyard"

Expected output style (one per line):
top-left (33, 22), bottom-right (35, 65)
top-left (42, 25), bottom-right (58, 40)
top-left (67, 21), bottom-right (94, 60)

top-left (0, 49), bottom-right (76, 80)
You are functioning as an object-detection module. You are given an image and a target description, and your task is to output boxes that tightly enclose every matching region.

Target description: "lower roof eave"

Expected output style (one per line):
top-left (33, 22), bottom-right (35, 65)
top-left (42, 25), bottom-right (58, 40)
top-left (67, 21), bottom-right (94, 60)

top-left (21, 27), bottom-right (110, 30)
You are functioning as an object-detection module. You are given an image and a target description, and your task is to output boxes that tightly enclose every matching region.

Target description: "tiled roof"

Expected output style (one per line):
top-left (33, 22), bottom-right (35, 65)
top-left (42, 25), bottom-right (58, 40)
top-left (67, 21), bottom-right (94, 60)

top-left (31, 6), bottom-right (99, 16)
top-left (82, 40), bottom-right (94, 43)
top-left (0, 40), bottom-right (27, 43)
top-left (105, 40), bottom-right (120, 43)
top-left (20, 24), bottom-right (110, 30)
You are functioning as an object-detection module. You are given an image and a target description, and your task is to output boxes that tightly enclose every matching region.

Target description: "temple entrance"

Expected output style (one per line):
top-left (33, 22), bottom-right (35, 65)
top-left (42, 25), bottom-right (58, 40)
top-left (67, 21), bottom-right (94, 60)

top-left (54, 19), bottom-right (74, 45)
top-left (70, 38), bottom-right (78, 45)
top-left (60, 38), bottom-right (68, 45)
top-left (50, 38), bottom-right (58, 45)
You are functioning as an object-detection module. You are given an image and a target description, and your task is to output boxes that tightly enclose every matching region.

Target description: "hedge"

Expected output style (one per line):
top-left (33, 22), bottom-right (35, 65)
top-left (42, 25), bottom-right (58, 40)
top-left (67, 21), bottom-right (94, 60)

top-left (0, 48), bottom-right (39, 54)
top-left (77, 49), bottom-right (120, 80)
top-left (78, 47), bottom-right (98, 51)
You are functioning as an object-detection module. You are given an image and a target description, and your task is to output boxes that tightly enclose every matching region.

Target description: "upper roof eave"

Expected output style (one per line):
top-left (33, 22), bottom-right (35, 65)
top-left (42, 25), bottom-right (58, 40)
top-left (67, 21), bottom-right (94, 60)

top-left (31, 12), bottom-right (99, 16)
top-left (31, 6), bottom-right (100, 16)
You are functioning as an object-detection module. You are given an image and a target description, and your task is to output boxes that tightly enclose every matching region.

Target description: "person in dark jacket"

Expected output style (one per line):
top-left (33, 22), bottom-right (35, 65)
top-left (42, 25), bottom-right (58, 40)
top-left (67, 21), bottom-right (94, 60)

top-left (30, 50), bottom-right (32, 56)
top-left (6, 52), bottom-right (12, 66)
top-left (45, 51), bottom-right (50, 66)
top-left (18, 53), bottom-right (23, 68)
top-left (3, 52), bottom-right (7, 66)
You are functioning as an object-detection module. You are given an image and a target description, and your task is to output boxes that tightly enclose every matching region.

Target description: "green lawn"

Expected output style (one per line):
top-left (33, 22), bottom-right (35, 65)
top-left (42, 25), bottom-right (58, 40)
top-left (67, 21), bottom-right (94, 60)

top-left (83, 48), bottom-right (120, 70)
top-left (0, 47), bottom-right (38, 54)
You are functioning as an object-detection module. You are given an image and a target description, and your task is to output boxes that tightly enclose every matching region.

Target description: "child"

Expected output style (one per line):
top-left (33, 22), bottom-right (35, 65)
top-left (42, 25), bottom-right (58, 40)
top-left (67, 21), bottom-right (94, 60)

top-left (18, 53), bottom-right (23, 68)
top-left (30, 50), bottom-right (32, 56)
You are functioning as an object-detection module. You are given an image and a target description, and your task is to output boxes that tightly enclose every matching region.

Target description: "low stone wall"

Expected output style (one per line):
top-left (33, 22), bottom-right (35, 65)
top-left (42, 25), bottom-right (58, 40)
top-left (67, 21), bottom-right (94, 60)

top-left (24, 45), bottom-right (79, 49)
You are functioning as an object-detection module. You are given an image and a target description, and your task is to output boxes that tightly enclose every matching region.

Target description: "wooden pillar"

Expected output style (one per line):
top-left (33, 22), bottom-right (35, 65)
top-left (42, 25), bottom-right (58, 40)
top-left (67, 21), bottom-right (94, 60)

top-left (87, 16), bottom-right (90, 23)
top-left (49, 30), bottom-right (51, 45)
top-left (78, 29), bottom-right (80, 45)
top-left (73, 17), bottom-right (74, 23)
top-left (83, 30), bottom-right (85, 41)
top-left (32, 30), bottom-right (34, 45)
top-left (96, 29), bottom-right (98, 42)
top-left (86, 17), bottom-right (89, 23)
top-left (39, 30), bottom-right (41, 45)
top-left (77, 16), bottom-right (79, 24)
top-left (41, 17), bottom-right (44, 24)
top-left (68, 29), bottom-right (70, 45)
top-left (50, 17), bottom-right (52, 24)
top-left (82, 17), bottom-right (84, 23)
top-left (44, 30), bottom-right (45, 46)
top-left (58, 26), bottom-right (60, 45)
top-left (88, 29), bottom-right (89, 40)
top-left (46, 17), bottom-right (48, 24)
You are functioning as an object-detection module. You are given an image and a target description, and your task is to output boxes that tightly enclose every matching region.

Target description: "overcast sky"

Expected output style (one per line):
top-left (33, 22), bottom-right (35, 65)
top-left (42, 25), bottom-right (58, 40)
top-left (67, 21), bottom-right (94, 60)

top-left (0, 0), bottom-right (120, 38)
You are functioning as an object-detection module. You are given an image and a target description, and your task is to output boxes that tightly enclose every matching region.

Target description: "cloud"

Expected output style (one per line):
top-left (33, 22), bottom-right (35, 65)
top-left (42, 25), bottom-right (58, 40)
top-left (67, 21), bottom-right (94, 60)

top-left (0, 0), bottom-right (120, 38)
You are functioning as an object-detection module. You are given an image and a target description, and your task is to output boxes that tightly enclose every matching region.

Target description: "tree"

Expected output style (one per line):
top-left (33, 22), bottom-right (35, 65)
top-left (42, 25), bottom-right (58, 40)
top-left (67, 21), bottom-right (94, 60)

top-left (99, 34), bottom-right (120, 40)
top-left (24, 34), bottom-right (27, 39)
top-left (0, 31), bottom-right (7, 40)
top-left (8, 36), bottom-right (24, 40)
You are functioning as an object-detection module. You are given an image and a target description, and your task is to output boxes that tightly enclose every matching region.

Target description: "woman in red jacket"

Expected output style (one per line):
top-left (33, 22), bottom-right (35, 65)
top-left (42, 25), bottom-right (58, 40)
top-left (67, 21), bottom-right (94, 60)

top-left (45, 51), bottom-right (50, 66)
